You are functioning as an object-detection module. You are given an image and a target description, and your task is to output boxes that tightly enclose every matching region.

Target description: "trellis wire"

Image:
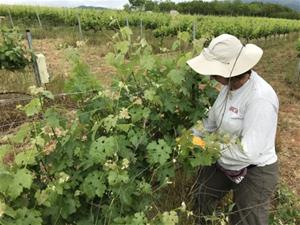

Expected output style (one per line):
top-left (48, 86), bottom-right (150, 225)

top-left (0, 119), bottom-right (32, 130)
top-left (0, 91), bottom-right (106, 131)
top-left (0, 89), bottom-right (99, 105)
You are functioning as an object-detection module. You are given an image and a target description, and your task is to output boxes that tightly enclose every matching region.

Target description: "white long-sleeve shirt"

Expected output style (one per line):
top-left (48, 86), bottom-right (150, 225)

top-left (203, 70), bottom-right (279, 170)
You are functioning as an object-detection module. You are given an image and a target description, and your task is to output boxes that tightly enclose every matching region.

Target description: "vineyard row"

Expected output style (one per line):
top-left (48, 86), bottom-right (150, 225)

top-left (1, 5), bottom-right (300, 39)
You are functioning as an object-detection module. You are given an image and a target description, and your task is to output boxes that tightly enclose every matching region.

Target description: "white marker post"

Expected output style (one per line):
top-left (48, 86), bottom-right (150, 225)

top-left (36, 54), bottom-right (50, 84)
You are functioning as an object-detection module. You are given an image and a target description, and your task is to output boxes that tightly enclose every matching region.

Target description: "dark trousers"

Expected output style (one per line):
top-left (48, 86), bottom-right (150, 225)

top-left (193, 162), bottom-right (278, 225)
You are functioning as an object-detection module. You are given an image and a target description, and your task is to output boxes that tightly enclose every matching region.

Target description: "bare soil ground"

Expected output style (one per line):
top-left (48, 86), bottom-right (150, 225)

top-left (1, 34), bottom-right (300, 195)
top-left (253, 35), bottom-right (300, 194)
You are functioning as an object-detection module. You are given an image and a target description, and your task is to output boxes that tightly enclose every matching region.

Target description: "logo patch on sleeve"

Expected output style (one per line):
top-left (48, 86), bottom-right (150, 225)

top-left (229, 106), bottom-right (238, 114)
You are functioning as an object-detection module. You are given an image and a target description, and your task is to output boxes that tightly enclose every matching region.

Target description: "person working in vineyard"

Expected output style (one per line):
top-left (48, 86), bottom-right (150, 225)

top-left (187, 34), bottom-right (279, 225)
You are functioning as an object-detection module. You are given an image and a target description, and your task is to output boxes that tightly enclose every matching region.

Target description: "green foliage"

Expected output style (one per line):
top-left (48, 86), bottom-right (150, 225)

top-left (147, 139), bottom-right (172, 166)
top-left (64, 51), bottom-right (100, 100)
top-left (128, 0), bottom-right (147, 10)
top-left (1, 5), bottom-right (300, 39)
top-left (153, 0), bottom-right (300, 20)
top-left (0, 28), bottom-right (220, 225)
top-left (5, 208), bottom-right (42, 225)
top-left (0, 168), bottom-right (33, 200)
top-left (270, 184), bottom-right (300, 225)
top-left (0, 27), bottom-right (30, 71)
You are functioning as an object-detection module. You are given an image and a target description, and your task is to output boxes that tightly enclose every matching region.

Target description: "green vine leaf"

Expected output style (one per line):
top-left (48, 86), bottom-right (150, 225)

top-left (140, 54), bottom-right (155, 70)
top-left (10, 123), bottom-right (31, 144)
top-left (129, 107), bottom-right (150, 123)
top-left (14, 208), bottom-right (42, 225)
top-left (89, 136), bottom-right (116, 163)
top-left (147, 140), bottom-right (172, 166)
top-left (0, 171), bottom-right (13, 194)
top-left (108, 170), bottom-right (129, 186)
top-left (81, 171), bottom-right (106, 199)
top-left (35, 189), bottom-right (52, 207)
top-left (42, 90), bottom-right (54, 100)
top-left (161, 210), bottom-right (179, 225)
top-left (178, 32), bottom-right (190, 43)
top-left (44, 108), bottom-right (62, 128)
top-left (167, 69), bottom-right (185, 85)
top-left (8, 168), bottom-right (33, 199)
top-left (120, 27), bottom-right (133, 41)
top-left (15, 148), bottom-right (38, 166)
top-left (22, 98), bottom-right (42, 117)
top-left (144, 89), bottom-right (161, 105)
top-left (61, 197), bottom-right (77, 219)
top-left (116, 41), bottom-right (130, 55)
top-left (176, 52), bottom-right (193, 67)
top-left (101, 115), bottom-right (118, 132)
top-left (138, 180), bottom-right (152, 194)
top-left (190, 147), bottom-right (220, 168)
top-left (131, 212), bottom-right (148, 225)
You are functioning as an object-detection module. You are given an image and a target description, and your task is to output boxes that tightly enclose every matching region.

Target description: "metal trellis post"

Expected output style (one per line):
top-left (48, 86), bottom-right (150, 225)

top-left (77, 14), bottom-right (83, 40)
top-left (8, 10), bottom-right (14, 28)
top-left (26, 30), bottom-right (42, 87)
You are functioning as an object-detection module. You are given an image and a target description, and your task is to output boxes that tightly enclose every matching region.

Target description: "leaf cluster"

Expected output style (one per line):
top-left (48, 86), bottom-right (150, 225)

top-left (0, 27), bottom-right (220, 225)
top-left (0, 27), bottom-right (30, 71)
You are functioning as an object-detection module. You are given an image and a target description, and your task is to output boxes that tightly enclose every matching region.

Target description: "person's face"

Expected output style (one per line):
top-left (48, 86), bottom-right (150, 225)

top-left (210, 75), bottom-right (229, 85)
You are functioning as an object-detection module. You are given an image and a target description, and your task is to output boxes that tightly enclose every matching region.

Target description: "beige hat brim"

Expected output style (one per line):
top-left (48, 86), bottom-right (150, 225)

top-left (187, 44), bottom-right (263, 78)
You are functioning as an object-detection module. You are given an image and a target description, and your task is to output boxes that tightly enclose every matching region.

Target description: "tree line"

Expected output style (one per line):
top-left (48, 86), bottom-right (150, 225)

top-left (125, 0), bottom-right (300, 20)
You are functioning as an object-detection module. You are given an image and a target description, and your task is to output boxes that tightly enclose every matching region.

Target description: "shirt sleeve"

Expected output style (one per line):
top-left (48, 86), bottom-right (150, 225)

top-left (218, 98), bottom-right (278, 170)
top-left (203, 86), bottom-right (227, 132)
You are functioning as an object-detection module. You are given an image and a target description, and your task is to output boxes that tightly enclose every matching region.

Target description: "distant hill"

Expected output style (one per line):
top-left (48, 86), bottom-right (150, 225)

top-left (77, 5), bottom-right (108, 10)
top-left (243, 0), bottom-right (300, 12)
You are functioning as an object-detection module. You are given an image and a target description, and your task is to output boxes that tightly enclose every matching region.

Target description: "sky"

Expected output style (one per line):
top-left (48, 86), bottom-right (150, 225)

top-left (0, 0), bottom-right (202, 9)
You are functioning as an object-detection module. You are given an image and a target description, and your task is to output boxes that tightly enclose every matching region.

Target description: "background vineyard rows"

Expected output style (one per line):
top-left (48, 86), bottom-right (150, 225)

top-left (1, 5), bottom-right (300, 39)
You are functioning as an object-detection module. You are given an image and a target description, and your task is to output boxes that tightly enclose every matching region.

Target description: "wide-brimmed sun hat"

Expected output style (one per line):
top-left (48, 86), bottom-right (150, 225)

top-left (187, 34), bottom-right (263, 78)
